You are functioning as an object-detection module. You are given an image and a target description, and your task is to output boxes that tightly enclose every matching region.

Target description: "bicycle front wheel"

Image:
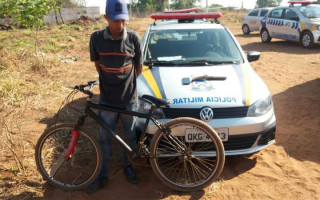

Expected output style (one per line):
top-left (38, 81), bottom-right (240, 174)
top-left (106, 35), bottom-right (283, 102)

top-left (35, 124), bottom-right (102, 190)
top-left (149, 117), bottom-right (225, 192)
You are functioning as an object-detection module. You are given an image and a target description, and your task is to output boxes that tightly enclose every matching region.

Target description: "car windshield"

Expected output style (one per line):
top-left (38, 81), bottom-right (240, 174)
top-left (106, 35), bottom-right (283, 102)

top-left (299, 5), bottom-right (320, 18)
top-left (144, 29), bottom-right (243, 66)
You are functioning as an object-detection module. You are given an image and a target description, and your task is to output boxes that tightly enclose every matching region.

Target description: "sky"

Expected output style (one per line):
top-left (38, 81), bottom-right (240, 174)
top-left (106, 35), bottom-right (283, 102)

top-left (85, 0), bottom-right (288, 14)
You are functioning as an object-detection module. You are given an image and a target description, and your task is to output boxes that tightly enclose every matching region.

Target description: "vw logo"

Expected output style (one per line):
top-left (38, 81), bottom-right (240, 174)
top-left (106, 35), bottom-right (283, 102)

top-left (200, 107), bottom-right (214, 121)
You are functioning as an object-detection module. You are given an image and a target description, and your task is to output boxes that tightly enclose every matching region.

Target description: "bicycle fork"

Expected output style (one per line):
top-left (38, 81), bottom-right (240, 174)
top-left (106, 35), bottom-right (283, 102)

top-left (49, 117), bottom-right (84, 177)
top-left (65, 119), bottom-right (82, 160)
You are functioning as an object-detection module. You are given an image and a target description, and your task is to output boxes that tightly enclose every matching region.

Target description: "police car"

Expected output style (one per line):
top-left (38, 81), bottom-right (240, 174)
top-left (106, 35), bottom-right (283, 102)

top-left (242, 7), bottom-right (272, 35)
top-left (260, 1), bottom-right (320, 48)
top-left (136, 10), bottom-right (276, 156)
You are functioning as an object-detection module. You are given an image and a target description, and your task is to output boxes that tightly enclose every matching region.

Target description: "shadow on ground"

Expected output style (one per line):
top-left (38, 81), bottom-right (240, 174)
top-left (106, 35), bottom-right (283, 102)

top-left (241, 40), bottom-right (320, 54)
top-left (272, 78), bottom-right (320, 164)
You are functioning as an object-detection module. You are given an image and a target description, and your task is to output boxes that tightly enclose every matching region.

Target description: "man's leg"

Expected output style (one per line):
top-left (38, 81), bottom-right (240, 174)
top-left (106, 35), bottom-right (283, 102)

top-left (89, 107), bottom-right (119, 193)
top-left (120, 102), bottom-right (138, 184)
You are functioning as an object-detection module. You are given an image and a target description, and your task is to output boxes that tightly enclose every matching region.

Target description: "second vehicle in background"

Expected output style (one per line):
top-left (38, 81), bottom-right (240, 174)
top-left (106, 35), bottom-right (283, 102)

top-left (242, 7), bottom-right (273, 35)
top-left (260, 1), bottom-right (320, 48)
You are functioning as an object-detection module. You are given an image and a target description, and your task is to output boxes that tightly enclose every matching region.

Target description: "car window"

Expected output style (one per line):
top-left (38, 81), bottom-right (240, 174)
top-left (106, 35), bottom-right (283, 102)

top-left (269, 9), bottom-right (283, 18)
top-left (284, 9), bottom-right (299, 21)
top-left (260, 9), bottom-right (269, 17)
top-left (299, 5), bottom-right (320, 18)
top-left (248, 9), bottom-right (259, 16)
top-left (145, 29), bottom-right (242, 64)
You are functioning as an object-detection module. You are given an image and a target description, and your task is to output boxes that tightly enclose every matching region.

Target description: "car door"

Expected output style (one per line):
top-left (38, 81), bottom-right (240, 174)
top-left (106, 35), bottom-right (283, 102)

top-left (282, 8), bottom-right (300, 41)
top-left (267, 8), bottom-right (285, 38)
top-left (247, 9), bottom-right (260, 31)
top-left (259, 9), bottom-right (270, 18)
top-left (257, 9), bottom-right (270, 31)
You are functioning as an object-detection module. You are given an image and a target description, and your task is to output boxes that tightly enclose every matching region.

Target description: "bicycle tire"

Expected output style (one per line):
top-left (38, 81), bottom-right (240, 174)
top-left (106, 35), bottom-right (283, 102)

top-left (35, 124), bottom-right (102, 190)
top-left (149, 117), bottom-right (225, 192)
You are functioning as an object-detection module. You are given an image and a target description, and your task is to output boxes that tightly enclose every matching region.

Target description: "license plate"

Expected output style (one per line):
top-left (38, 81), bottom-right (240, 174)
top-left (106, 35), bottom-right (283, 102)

top-left (185, 128), bottom-right (229, 142)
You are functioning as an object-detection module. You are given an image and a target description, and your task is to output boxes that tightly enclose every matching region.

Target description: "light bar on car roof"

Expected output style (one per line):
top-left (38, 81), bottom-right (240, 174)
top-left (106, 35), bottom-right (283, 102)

top-left (288, 0), bottom-right (317, 4)
top-left (163, 8), bottom-right (200, 13)
top-left (150, 13), bottom-right (222, 20)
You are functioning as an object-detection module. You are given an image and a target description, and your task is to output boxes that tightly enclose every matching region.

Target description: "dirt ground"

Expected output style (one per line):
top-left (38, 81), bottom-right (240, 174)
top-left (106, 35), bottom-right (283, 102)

top-left (1, 19), bottom-right (320, 200)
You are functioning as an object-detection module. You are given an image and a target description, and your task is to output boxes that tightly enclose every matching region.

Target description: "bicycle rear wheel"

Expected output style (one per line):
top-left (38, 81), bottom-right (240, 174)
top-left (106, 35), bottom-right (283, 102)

top-left (149, 117), bottom-right (225, 192)
top-left (35, 124), bottom-right (102, 190)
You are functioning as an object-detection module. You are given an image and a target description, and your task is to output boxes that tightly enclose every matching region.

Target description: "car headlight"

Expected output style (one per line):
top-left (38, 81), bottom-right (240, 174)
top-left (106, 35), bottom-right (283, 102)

top-left (138, 97), bottom-right (165, 119)
top-left (247, 95), bottom-right (273, 117)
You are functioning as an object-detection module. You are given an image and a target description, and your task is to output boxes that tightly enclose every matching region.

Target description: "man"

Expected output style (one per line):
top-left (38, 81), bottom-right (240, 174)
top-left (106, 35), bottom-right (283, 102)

top-left (89, 0), bottom-right (143, 193)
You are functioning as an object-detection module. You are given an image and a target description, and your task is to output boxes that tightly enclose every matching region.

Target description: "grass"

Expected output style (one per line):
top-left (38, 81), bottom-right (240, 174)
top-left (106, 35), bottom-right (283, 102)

top-left (0, 74), bottom-right (26, 104)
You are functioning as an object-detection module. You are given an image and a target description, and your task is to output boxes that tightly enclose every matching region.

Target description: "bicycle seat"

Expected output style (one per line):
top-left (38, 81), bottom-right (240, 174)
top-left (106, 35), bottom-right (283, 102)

top-left (141, 95), bottom-right (170, 106)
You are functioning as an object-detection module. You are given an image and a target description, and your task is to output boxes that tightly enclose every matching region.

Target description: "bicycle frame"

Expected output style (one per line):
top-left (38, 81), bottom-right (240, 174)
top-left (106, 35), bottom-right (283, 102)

top-left (65, 97), bottom-right (164, 160)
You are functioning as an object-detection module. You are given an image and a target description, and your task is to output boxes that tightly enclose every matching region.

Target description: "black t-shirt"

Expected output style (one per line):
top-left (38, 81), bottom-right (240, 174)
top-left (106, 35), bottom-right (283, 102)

top-left (90, 27), bottom-right (142, 105)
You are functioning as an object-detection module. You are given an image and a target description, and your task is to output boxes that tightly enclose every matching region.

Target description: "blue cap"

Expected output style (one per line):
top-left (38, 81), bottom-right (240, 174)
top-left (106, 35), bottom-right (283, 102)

top-left (106, 0), bottom-right (129, 21)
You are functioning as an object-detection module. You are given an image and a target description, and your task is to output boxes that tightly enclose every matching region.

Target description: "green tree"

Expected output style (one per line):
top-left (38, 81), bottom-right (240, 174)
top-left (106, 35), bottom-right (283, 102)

top-left (171, 0), bottom-right (198, 10)
top-left (155, 0), bottom-right (166, 11)
top-left (0, 0), bottom-right (56, 28)
top-left (209, 3), bottom-right (223, 9)
top-left (132, 0), bottom-right (156, 12)
top-left (210, 4), bottom-right (223, 8)
top-left (131, 0), bottom-right (168, 12)
top-left (256, 0), bottom-right (282, 8)
top-left (0, 0), bottom-right (85, 27)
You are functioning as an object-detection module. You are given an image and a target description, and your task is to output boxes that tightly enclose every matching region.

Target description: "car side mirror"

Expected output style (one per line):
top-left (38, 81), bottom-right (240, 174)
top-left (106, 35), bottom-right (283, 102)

top-left (247, 51), bottom-right (260, 62)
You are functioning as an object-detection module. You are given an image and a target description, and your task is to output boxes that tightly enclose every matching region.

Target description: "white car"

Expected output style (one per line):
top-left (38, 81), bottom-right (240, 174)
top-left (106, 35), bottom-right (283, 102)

top-left (242, 7), bottom-right (272, 35)
top-left (260, 1), bottom-right (320, 48)
top-left (136, 12), bottom-right (276, 156)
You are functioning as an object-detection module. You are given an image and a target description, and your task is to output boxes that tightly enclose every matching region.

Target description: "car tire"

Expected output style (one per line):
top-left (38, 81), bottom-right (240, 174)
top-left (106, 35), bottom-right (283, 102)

top-left (301, 31), bottom-right (314, 49)
top-left (242, 24), bottom-right (250, 35)
top-left (260, 28), bottom-right (271, 43)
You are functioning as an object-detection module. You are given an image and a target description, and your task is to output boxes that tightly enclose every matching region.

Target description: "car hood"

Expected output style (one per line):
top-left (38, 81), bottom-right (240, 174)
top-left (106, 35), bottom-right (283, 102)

top-left (137, 63), bottom-right (270, 108)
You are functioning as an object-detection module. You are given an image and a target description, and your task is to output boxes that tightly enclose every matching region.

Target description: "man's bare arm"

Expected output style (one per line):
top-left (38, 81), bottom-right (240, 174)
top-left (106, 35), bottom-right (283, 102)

top-left (95, 60), bottom-right (100, 72)
top-left (135, 64), bottom-right (143, 77)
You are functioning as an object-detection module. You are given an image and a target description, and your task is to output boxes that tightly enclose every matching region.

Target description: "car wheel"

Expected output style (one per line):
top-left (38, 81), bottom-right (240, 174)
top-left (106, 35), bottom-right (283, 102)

top-left (242, 24), bottom-right (250, 35)
top-left (301, 31), bottom-right (314, 48)
top-left (260, 28), bottom-right (271, 43)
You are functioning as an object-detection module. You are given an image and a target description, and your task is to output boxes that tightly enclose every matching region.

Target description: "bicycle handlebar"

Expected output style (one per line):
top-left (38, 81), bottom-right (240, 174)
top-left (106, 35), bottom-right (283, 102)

top-left (67, 80), bottom-right (99, 98)
top-left (66, 80), bottom-right (170, 107)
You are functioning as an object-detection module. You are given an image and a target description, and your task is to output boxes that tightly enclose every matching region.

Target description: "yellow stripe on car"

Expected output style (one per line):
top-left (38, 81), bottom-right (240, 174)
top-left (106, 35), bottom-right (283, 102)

top-left (241, 63), bottom-right (251, 106)
top-left (142, 65), bottom-right (163, 98)
top-left (301, 22), bottom-right (318, 31)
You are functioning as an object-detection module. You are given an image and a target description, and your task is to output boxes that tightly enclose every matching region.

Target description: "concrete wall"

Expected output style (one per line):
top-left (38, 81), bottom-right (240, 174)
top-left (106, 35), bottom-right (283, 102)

top-left (43, 7), bottom-right (101, 23)
top-left (0, 18), bottom-right (12, 24)
top-left (0, 7), bottom-right (100, 25)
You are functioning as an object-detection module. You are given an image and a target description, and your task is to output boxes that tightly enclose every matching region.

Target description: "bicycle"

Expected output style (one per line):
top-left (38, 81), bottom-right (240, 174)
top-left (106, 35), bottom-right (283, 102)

top-left (35, 80), bottom-right (225, 192)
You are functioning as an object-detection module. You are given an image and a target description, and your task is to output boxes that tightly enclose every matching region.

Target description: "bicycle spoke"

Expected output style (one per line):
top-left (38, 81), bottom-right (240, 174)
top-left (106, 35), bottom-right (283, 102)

top-left (158, 158), bottom-right (182, 179)
top-left (193, 157), bottom-right (216, 170)
top-left (189, 159), bottom-right (211, 180)
top-left (49, 149), bottom-right (67, 177)
top-left (163, 134), bottom-right (185, 153)
top-left (157, 139), bottom-right (181, 153)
